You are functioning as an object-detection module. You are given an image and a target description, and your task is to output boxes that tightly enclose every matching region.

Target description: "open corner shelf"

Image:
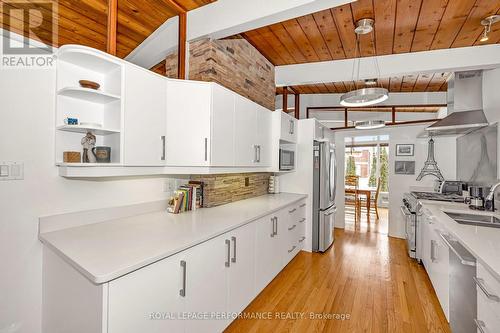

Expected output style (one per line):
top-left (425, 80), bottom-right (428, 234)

top-left (56, 125), bottom-right (120, 136)
top-left (57, 87), bottom-right (120, 104)
top-left (57, 47), bottom-right (122, 73)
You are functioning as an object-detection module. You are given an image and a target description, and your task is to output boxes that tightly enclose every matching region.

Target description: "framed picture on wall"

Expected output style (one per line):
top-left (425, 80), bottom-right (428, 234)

top-left (396, 144), bottom-right (414, 156)
top-left (395, 161), bottom-right (415, 175)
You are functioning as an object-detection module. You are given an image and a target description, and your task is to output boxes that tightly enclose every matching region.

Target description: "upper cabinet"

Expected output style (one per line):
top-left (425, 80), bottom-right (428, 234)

top-left (274, 111), bottom-right (298, 143)
top-left (123, 64), bottom-right (167, 166)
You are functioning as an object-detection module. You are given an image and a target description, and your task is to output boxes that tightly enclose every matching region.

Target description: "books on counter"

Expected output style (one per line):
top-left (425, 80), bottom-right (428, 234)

top-left (167, 181), bottom-right (204, 214)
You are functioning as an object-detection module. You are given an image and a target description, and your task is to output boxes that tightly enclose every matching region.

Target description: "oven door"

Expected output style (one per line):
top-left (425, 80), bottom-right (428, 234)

top-left (400, 205), bottom-right (416, 258)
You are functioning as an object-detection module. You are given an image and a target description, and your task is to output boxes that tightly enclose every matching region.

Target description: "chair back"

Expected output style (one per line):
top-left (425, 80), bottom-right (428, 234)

top-left (374, 178), bottom-right (382, 202)
top-left (345, 175), bottom-right (359, 189)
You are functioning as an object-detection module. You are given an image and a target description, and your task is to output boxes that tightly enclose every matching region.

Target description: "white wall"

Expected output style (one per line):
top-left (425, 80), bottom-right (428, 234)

top-left (0, 66), bottom-right (178, 333)
top-left (334, 125), bottom-right (456, 238)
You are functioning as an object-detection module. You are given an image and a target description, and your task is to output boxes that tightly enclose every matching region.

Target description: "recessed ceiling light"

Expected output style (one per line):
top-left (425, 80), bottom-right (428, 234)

top-left (354, 18), bottom-right (374, 35)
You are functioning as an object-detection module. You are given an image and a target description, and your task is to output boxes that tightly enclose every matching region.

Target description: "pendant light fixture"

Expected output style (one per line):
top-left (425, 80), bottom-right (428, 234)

top-left (340, 19), bottom-right (388, 108)
top-left (355, 120), bottom-right (386, 130)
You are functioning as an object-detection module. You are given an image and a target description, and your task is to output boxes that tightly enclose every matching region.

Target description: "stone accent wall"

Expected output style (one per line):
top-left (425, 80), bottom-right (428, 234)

top-left (151, 37), bottom-right (275, 110)
top-left (191, 173), bottom-right (271, 208)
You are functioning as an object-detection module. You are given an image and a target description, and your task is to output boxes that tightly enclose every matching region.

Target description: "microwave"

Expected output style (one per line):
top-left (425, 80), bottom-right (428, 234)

top-left (279, 149), bottom-right (295, 170)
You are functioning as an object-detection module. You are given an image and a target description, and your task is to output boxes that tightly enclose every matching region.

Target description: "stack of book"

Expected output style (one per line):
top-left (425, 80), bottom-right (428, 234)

top-left (168, 181), bottom-right (204, 214)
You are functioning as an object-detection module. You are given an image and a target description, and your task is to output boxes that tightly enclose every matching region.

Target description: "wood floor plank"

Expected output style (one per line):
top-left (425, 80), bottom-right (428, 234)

top-left (225, 209), bottom-right (451, 333)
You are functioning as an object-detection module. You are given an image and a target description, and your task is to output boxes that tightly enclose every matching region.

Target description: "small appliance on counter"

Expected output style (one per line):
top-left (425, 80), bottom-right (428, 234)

top-left (466, 186), bottom-right (490, 210)
top-left (268, 175), bottom-right (280, 194)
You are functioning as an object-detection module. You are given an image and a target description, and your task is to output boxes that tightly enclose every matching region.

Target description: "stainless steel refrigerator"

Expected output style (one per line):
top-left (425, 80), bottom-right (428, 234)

top-left (312, 140), bottom-right (337, 252)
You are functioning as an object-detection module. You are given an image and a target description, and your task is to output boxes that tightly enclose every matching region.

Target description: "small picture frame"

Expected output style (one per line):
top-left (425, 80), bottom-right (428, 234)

top-left (395, 161), bottom-right (415, 175)
top-left (396, 144), bottom-right (414, 156)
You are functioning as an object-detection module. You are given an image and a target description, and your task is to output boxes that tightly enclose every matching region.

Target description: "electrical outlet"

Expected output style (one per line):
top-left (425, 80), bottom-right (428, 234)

top-left (163, 179), bottom-right (177, 192)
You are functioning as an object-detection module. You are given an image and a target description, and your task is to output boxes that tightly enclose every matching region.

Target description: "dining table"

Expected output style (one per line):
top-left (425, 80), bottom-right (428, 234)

top-left (345, 187), bottom-right (376, 218)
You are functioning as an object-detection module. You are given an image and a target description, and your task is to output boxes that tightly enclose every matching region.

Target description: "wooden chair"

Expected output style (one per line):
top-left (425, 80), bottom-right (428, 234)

top-left (359, 178), bottom-right (382, 220)
top-left (345, 175), bottom-right (360, 222)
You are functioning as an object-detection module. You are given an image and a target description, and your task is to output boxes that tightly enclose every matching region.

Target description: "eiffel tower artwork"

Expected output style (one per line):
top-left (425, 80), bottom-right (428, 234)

top-left (416, 137), bottom-right (444, 181)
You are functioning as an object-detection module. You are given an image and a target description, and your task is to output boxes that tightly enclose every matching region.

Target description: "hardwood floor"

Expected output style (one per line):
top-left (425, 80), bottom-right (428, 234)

top-left (225, 209), bottom-right (450, 333)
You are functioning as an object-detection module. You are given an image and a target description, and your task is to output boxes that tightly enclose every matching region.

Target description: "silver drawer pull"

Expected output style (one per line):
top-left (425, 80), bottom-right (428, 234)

top-left (299, 203), bottom-right (306, 208)
top-left (474, 319), bottom-right (486, 333)
top-left (474, 277), bottom-right (500, 302)
top-left (299, 236), bottom-right (306, 243)
top-left (288, 245), bottom-right (296, 253)
top-left (299, 218), bottom-right (306, 223)
top-left (225, 239), bottom-right (231, 267)
top-left (270, 217), bottom-right (275, 238)
top-left (289, 208), bottom-right (297, 214)
top-left (288, 224), bottom-right (296, 231)
top-left (179, 260), bottom-right (186, 297)
top-left (438, 232), bottom-right (476, 266)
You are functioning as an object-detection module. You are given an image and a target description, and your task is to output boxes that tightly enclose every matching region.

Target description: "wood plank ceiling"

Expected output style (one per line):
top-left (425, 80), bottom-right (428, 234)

top-left (242, 0), bottom-right (500, 94)
top-left (244, 0), bottom-right (500, 65)
top-left (0, 0), bottom-right (214, 58)
top-left (277, 72), bottom-right (451, 94)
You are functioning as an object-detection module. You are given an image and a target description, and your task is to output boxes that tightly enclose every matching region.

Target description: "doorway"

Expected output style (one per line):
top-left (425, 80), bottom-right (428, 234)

top-left (344, 135), bottom-right (389, 234)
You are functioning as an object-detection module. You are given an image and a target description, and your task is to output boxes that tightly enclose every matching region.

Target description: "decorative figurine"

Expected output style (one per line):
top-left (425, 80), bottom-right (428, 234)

top-left (81, 131), bottom-right (97, 163)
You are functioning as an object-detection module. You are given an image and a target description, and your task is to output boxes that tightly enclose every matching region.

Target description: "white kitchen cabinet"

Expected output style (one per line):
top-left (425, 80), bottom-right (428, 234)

top-left (256, 105), bottom-right (271, 166)
top-left (280, 112), bottom-right (298, 143)
top-left (123, 65), bottom-right (167, 166)
top-left (255, 213), bottom-right (282, 292)
top-left (476, 262), bottom-right (500, 332)
top-left (226, 222), bottom-right (256, 314)
top-left (429, 228), bottom-right (450, 320)
top-left (211, 84), bottom-right (236, 166)
top-left (184, 233), bottom-right (229, 333)
top-left (166, 80), bottom-right (212, 166)
top-left (107, 251), bottom-right (186, 333)
top-left (234, 95), bottom-right (258, 166)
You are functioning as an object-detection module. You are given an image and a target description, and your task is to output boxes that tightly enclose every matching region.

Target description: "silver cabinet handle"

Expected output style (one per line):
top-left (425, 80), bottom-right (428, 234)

top-left (474, 277), bottom-right (500, 302)
top-left (289, 119), bottom-right (293, 134)
top-left (270, 217), bottom-right (275, 238)
top-left (231, 236), bottom-right (236, 263)
top-left (179, 260), bottom-right (186, 297)
top-left (430, 240), bottom-right (437, 263)
top-left (299, 203), bottom-right (306, 208)
top-left (204, 138), bottom-right (208, 161)
top-left (257, 145), bottom-right (261, 163)
top-left (288, 224), bottom-right (296, 231)
top-left (299, 236), bottom-right (306, 243)
top-left (161, 136), bottom-right (166, 161)
top-left (274, 217), bottom-right (278, 236)
top-left (253, 145), bottom-right (258, 163)
top-left (225, 239), bottom-right (231, 267)
top-left (288, 245), bottom-right (296, 253)
top-left (289, 208), bottom-right (297, 214)
top-left (439, 232), bottom-right (476, 266)
top-left (299, 218), bottom-right (306, 223)
top-left (474, 319), bottom-right (486, 333)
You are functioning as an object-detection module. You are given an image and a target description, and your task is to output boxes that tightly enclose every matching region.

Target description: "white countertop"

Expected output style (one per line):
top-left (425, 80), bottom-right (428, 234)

top-left (419, 200), bottom-right (500, 281)
top-left (40, 193), bottom-right (307, 284)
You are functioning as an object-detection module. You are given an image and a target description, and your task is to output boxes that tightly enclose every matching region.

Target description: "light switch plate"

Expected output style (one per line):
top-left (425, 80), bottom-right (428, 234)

top-left (0, 161), bottom-right (24, 180)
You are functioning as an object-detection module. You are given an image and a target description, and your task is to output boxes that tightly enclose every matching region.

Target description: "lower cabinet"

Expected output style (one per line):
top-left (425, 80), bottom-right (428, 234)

top-left (43, 199), bottom-right (307, 333)
top-left (476, 262), bottom-right (500, 332)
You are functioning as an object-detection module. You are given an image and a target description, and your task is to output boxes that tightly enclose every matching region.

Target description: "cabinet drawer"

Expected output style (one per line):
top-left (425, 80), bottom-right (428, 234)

top-left (477, 287), bottom-right (500, 333)
top-left (477, 263), bottom-right (500, 319)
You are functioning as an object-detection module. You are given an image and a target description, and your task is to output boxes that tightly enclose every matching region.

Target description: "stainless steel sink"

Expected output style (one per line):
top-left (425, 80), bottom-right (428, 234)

top-left (444, 212), bottom-right (500, 228)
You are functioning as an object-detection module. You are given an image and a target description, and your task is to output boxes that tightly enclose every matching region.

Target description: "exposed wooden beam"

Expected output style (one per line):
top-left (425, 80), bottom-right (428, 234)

top-left (294, 94), bottom-right (300, 119)
top-left (391, 107), bottom-right (396, 124)
top-left (282, 86), bottom-right (288, 113)
top-left (344, 108), bottom-right (348, 127)
top-left (162, 0), bottom-right (187, 14)
top-left (106, 0), bottom-right (118, 56)
top-left (331, 118), bottom-right (441, 131)
top-left (178, 12), bottom-right (187, 79)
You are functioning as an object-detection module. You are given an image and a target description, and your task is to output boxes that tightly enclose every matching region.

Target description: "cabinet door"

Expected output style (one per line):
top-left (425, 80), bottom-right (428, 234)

top-left (234, 95), bottom-right (257, 166)
top-left (123, 65), bottom-right (167, 166)
top-left (227, 222), bottom-right (256, 314)
top-left (430, 228), bottom-right (450, 320)
top-left (108, 252), bottom-right (186, 333)
top-left (211, 84), bottom-right (235, 166)
top-left (420, 215), bottom-right (432, 270)
top-left (256, 105), bottom-right (271, 166)
top-left (255, 214), bottom-right (281, 292)
top-left (166, 80), bottom-right (211, 166)
top-left (184, 234), bottom-right (228, 333)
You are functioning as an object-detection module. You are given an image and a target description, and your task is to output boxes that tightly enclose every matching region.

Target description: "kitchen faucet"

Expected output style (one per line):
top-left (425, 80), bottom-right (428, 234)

top-left (484, 181), bottom-right (500, 211)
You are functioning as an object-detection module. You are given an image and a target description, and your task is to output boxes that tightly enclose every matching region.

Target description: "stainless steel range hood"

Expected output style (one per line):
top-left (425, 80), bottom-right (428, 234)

top-left (425, 70), bottom-right (488, 136)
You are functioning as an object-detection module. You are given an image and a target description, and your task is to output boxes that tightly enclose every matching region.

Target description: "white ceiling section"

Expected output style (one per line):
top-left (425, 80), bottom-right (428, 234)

top-left (126, 0), bottom-right (355, 68)
top-left (275, 44), bottom-right (500, 87)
